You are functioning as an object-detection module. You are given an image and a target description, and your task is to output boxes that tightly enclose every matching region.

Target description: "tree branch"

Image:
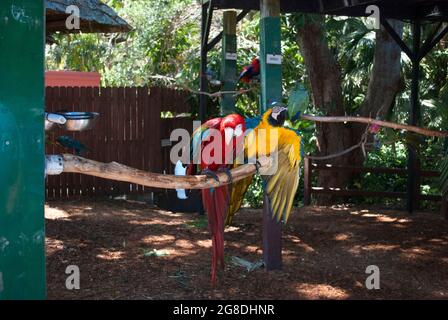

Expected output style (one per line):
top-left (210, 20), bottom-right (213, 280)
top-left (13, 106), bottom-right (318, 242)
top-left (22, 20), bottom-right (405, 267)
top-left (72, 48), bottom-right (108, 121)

top-left (59, 154), bottom-right (269, 189)
top-left (301, 114), bottom-right (448, 138)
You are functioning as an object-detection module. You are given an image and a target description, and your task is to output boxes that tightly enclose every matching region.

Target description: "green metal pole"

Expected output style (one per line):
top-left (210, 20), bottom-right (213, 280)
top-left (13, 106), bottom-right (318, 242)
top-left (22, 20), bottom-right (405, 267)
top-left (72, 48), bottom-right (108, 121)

top-left (220, 10), bottom-right (237, 115)
top-left (0, 0), bottom-right (46, 299)
top-left (260, 0), bottom-right (282, 270)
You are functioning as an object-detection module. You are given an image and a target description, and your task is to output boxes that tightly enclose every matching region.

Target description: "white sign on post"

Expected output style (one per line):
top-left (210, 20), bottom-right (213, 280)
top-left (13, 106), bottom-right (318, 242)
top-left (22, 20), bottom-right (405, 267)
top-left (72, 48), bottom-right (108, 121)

top-left (225, 52), bottom-right (237, 61)
top-left (266, 54), bottom-right (282, 65)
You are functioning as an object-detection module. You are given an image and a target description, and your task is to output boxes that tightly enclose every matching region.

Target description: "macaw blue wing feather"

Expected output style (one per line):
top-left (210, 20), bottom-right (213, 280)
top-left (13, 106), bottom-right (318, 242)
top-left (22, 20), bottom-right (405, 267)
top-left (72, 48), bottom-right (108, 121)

top-left (245, 116), bottom-right (262, 130)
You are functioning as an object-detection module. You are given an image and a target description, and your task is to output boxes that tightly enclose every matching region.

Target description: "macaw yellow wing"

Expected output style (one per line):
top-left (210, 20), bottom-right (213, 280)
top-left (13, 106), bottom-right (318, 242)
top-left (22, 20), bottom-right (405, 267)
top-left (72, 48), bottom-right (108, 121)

top-left (265, 128), bottom-right (302, 223)
top-left (225, 110), bottom-right (303, 225)
top-left (226, 173), bottom-right (253, 225)
top-left (226, 134), bottom-right (254, 225)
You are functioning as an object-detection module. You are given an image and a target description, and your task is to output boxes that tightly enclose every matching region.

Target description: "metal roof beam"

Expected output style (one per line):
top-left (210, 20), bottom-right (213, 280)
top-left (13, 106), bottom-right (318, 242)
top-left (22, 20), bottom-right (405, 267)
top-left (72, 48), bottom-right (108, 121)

top-left (381, 18), bottom-right (414, 60)
top-left (419, 23), bottom-right (448, 61)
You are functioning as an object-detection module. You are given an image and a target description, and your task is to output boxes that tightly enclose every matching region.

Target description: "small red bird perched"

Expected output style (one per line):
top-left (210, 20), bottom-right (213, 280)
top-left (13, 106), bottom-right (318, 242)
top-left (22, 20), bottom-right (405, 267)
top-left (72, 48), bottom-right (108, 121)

top-left (238, 58), bottom-right (260, 83)
top-left (176, 113), bottom-right (246, 283)
top-left (368, 118), bottom-right (382, 134)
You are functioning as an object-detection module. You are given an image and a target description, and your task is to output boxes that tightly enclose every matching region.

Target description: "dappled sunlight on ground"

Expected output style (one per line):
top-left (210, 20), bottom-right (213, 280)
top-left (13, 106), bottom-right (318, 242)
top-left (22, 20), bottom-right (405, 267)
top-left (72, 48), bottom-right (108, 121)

top-left (174, 239), bottom-right (196, 249)
top-left (334, 233), bottom-right (352, 241)
top-left (142, 234), bottom-right (176, 244)
top-left (360, 244), bottom-right (400, 252)
top-left (45, 207), bottom-right (71, 220)
top-left (96, 250), bottom-right (125, 261)
top-left (295, 283), bottom-right (350, 300)
top-left (46, 238), bottom-right (65, 255)
top-left (45, 201), bottom-right (448, 300)
top-left (127, 219), bottom-right (186, 226)
top-left (284, 235), bottom-right (315, 253)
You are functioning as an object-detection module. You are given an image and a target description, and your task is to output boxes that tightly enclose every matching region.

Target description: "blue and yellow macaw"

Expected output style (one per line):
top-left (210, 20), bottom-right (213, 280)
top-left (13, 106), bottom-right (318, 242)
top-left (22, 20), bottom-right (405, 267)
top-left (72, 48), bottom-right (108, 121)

top-left (227, 103), bottom-right (303, 224)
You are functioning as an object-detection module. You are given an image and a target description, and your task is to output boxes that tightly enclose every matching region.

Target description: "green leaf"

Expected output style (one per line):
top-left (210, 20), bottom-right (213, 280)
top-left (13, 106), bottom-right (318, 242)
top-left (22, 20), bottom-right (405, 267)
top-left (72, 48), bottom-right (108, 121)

top-left (287, 83), bottom-right (309, 119)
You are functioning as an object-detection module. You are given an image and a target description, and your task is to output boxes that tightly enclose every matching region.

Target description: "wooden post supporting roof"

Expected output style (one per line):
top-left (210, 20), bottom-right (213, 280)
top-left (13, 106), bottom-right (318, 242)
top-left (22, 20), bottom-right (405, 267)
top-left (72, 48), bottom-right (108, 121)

top-left (260, 0), bottom-right (283, 271)
top-left (200, 2), bottom-right (213, 122)
top-left (220, 10), bottom-right (238, 115)
top-left (0, 0), bottom-right (46, 299)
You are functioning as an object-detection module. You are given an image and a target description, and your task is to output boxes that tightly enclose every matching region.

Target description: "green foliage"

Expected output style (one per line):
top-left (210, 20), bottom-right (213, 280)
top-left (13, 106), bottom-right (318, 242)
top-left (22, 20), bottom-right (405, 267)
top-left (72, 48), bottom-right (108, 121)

top-left (46, 0), bottom-right (200, 87)
top-left (243, 174), bottom-right (264, 208)
top-left (46, 33), bottom-right (106, 72)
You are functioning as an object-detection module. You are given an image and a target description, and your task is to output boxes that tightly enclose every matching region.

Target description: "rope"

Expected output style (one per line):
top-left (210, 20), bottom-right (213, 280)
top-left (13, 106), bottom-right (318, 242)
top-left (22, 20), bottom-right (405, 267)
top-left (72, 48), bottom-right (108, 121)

top-left (308, 142), bottom-right (372, 161)
top-left (308, 125), bottom-right (372, 161)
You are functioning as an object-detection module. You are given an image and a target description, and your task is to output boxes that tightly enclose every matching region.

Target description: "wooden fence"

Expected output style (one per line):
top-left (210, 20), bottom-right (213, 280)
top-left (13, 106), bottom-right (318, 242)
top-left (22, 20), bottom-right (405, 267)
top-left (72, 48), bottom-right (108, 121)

top-left (45, 86), bottom-right (193, 199)
top-left (303, 156), bottom-right (447, 218)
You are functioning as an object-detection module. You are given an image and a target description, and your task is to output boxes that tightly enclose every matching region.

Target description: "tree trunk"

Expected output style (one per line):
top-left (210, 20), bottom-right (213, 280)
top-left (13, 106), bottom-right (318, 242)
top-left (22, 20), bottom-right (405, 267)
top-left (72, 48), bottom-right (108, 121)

top-left (296, 16), bottom-right (403, 205)
top-left (351, 20), bottom-right (404, 165)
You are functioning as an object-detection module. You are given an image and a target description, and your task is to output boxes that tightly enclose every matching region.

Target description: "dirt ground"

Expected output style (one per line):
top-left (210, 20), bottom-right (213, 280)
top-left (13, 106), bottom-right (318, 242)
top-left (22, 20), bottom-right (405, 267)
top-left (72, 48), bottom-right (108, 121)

top-left (45, 200), bottom-right (448, 300)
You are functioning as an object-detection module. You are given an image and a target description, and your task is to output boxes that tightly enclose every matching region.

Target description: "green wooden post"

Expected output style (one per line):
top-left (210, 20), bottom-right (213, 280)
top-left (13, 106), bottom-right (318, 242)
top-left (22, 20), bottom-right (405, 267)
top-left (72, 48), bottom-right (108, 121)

top-left (260, 0), bottom-right (283, 270)
top-left (220, 10), bottom-right (238, 115)
top-left (0, 0), bottom-right (46, 299)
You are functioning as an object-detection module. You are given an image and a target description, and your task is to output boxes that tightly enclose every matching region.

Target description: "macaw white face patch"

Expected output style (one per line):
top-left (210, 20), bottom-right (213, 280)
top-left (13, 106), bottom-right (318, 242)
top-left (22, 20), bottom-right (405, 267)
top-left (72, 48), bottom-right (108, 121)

top-left (234, 124), bottom-right (243, 137)
top-left (271, 106), bottom-right (287, 121)
top-left (224, 127), bottom-right (235, 145)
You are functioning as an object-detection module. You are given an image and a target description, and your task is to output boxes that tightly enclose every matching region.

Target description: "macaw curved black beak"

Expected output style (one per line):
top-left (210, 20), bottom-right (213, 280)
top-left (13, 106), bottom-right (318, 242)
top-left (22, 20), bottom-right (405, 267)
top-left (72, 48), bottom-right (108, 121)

top-left (269, 102), bottom-right (288, 126)
top-left (277, 108), bottom-right (287, 124)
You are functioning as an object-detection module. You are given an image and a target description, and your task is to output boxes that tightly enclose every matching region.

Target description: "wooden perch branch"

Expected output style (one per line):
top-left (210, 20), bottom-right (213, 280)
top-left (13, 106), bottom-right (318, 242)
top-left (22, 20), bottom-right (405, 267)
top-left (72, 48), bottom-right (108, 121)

top-left (61, 154), bottom-right (265, 189)
top-left (301, 115), bottom-right (448, 138)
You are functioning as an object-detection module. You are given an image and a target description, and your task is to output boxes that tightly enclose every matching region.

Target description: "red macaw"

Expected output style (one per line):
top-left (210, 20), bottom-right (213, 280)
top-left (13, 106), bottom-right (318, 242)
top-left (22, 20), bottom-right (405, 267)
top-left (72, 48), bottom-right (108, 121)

top-left (175, 113), bottom-right (246, 283)
top-left (200, 114), bottom-right (245, 283)
top-left (238, 58), bottom-right (260, 83)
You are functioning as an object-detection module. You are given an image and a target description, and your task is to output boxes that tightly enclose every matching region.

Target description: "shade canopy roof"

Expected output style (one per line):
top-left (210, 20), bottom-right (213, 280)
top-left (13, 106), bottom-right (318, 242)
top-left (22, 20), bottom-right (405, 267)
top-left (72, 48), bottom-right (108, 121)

top-left (46, 0), bottom-right (131, 34)
top-left (203, 0), bottom-right (448, 21)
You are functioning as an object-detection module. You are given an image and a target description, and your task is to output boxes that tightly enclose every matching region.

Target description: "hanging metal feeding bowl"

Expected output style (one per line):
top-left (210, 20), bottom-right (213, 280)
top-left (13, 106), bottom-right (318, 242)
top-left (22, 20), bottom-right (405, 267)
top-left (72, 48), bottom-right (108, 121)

top-left (45, 112), bottom-right (100, 132)
top-left (58, 112), bottom-right (100, 131)
top-left (45, 118), bottom-right (57, 131)
top-left (45, 112), bottom-right (66, 131)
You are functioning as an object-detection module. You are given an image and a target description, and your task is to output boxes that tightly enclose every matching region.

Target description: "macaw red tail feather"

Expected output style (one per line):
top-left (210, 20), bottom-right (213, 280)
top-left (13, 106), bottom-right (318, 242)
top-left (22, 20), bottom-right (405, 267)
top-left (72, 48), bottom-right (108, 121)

top-left (202, 185), bottom-right (230, 283)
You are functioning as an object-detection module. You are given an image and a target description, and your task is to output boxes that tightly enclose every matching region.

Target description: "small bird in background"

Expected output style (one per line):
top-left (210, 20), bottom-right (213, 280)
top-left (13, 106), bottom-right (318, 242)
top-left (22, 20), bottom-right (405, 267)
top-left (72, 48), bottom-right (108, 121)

top-left (374, 135), bottom-right (382, 150)
top-left (368, 116), bottom-right (383, 134)
top-left (56, 135), bottom-right (91, 156)
top-left (368, 124), bottom-right (382, 134)
top-left (204, 68), bottom-right (221, 87)
top-left (238, 58), bottom-right (260, 83)
top-left (368, 117), bottom-right (383, 149)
